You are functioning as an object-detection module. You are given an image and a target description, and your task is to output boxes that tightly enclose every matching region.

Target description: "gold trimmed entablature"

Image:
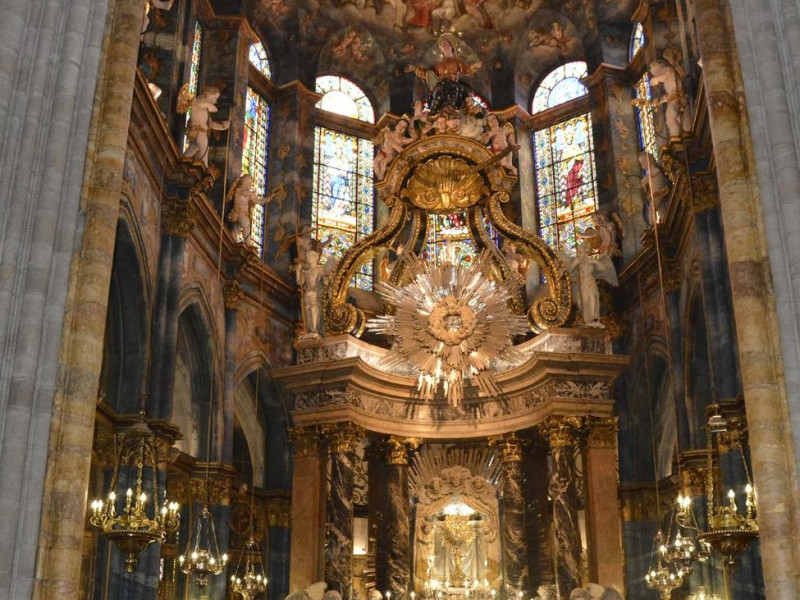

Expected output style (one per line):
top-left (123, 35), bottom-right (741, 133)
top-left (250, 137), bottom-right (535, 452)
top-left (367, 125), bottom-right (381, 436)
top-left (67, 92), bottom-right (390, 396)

top-left (384, 436), bottom-right (420, 465)
top-left (488, 432), bottom-right (524, 463)
top-left (274, 329), bottom-right (628, 438)
top-left (323, 130), bottom-right (573, 337)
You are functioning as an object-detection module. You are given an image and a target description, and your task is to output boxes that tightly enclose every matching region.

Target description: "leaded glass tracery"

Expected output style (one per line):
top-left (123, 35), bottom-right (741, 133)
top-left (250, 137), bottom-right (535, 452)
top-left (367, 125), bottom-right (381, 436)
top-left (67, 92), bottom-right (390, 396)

top-left (249, 41), bottom-right (272, 79)
top-left (630, 22), bottom-right (646, 59)
top-left (315, 75), bottom-right (375, 123)
top-left (312, 127), bottom-right (375, 290)
top-left (533, 113), bottom-right (598, 255)
top-left (531, 61), bottom-right (588, 114)
top-left (422, 212), bottom-right (497, 267)
top-left (242, 87), bottom-right (270, 256)
top-left (634, 73), bottom-right (659, 159)
top-left (183, 21), bottom-right (203, 151)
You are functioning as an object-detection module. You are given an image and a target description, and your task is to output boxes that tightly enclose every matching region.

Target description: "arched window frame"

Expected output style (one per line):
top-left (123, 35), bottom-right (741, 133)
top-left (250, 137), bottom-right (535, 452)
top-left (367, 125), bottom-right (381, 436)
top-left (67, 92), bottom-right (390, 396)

top-left (530, 61), bottom-right (599, 255)
top-left (312, 76), bottom-right (376, 290)
top-left (630, 22), bottom-right (646, 61)
top-left (241, 41), bottom-right (274, 257)
top-left (182, 20), bottom-right (204, 151)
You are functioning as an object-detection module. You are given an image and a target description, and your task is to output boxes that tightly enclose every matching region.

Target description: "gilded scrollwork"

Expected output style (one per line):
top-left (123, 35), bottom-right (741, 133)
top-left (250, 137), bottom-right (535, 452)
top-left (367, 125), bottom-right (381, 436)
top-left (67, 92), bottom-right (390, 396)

top-left (401, 155), bottom-right (488, 210)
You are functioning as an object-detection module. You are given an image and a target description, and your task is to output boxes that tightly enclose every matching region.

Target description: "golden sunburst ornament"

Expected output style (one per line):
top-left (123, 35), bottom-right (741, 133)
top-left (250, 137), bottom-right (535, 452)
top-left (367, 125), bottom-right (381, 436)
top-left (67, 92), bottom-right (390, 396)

top-left (367, 251), bottom-right (528, 406)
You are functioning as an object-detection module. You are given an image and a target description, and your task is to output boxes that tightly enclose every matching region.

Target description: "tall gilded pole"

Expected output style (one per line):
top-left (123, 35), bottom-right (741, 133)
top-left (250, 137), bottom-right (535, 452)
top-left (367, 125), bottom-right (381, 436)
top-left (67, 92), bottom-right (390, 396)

top-left (540, 417), bottom-right (585, 597)
top-left (324, 423), bottom-right (363, 600)
top-left (384, 437), bottom-right (419, 600)
top-left (490, 433), bottom-right (528, 598)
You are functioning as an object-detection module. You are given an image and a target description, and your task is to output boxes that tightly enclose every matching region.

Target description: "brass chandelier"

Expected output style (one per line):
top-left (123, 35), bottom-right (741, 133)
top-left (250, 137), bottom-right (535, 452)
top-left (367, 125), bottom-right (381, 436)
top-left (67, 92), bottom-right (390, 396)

top-left (89, 414), bottom-right (180, 572)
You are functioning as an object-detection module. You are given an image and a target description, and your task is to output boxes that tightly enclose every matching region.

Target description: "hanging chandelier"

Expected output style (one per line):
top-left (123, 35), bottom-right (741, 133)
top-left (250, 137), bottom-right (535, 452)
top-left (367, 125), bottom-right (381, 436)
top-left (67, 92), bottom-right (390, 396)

top-left (179, 504), bottom-right (229, 588)
top-left (645, 530), bottom-right (685, 600)
top-left (89, 414), bottom-right (180, 572)
top-left (697, 405), bottom-right (758, 569)
top-left (367, 251), bottom-right (528, 406)
top-left (230, 537), bottom-right (268, 599)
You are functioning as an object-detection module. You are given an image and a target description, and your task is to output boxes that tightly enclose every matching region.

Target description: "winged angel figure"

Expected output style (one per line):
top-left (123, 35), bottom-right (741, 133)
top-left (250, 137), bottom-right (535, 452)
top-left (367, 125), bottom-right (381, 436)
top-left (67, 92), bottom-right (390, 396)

top-left (562, 239), bottom-right (618, 328)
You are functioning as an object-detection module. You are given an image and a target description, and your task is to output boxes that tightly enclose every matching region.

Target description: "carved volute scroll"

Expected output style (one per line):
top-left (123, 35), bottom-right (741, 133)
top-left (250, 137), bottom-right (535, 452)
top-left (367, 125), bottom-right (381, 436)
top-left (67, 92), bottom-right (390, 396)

top-left (323, 126), bottom-right (572, 335)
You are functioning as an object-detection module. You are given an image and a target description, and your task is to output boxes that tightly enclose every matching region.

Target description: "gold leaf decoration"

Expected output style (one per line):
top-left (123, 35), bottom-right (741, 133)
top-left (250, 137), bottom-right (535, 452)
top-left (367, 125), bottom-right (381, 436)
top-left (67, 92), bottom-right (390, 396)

top-left (401, 155), bottom-right (488, 211)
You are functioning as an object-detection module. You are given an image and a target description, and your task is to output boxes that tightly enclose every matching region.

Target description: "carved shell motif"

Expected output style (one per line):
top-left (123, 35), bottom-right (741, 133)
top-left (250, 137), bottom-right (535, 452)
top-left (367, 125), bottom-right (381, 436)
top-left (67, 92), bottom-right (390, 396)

top-left (401, 155), bottom-right (488, 211)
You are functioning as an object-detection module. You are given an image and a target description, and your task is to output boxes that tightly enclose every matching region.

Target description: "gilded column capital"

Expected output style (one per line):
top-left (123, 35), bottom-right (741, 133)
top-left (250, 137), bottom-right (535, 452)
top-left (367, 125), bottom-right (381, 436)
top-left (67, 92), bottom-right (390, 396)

top-left (585, 416), bottom-right (618, 448)
top-left (488, 432), bottom-right (524, 462)
top-left (678, 449), bottom-right (708, 499)
top-left (265, 498), bottom-right (292, 528)
top-left (189, 463), bottom-right (236, 505)
top-left (223, 279), bottom-right (244, 310)
top-left (163, 197), bottom-right (199, 238)
top-left (384, 436), bottom-right (420, 465)
top-left (323, 422), bottom-right (363, 455)
top-left (540, 416), bottom-right (586, 448)
top-left (289, 426), bottom-right (321, 458)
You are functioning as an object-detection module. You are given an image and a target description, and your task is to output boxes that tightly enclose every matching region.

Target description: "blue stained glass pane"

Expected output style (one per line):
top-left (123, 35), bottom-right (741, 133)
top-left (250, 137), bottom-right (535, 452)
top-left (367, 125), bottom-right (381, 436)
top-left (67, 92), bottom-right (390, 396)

top-left (183, 22), bottom-right (204, 152)
top-left (634, 73), bottom-right (659, 160)
top-left (249, 42), bottom-right (272, 79)
top-left (532, 61), bottom-right (588, 114)
top-left (315, 76), bottom-right (375, 123)
top-left (241, 87), bottom-right (270, 257)
top-left (630, 23), bottom-right (646, 60)
top-left (313, 127), bottom-right (374, 289)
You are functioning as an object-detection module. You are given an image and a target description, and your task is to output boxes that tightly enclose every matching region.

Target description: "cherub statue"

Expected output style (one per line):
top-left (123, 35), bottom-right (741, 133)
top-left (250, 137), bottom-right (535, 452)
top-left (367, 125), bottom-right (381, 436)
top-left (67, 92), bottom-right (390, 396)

top-left (565, 239), bottom-right (619, 328)
top-left (583, 211), bottom-right (623, 257)
top-left (649, 55), bottom-right (689, 139)
top-left (177, 85), bottom-right (230, 167)
top-left (638, 151), bottom-right (670, 224)
top-left (503, 240), bottom-right (530, 282)
top-left (481, 114), bottom-right (516, 173)
top-left (374, 118), bottom-right (414, 179)
top-left (406, 34), bottom-right (482, 115)
top-left (534, 585), bottom-right (557, 600)
top-left (285, 582), bottom-right (328, 600)
top-left (226, 174), bottom-right (270, 244)
top-left (457, 96), bottom-right (486, 139)
top-left (380, 240), bottom-right (406, 280)
top-left (410, 99), bottom-right (429, 138)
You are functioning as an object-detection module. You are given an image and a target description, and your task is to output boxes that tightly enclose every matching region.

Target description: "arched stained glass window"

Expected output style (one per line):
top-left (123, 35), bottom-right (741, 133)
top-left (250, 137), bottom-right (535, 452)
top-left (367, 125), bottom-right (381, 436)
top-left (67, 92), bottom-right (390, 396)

top-left (630, 22), bottom-right (646, 60)
top-left (242, 87), bottom-right (270, 256)
top-left (316, 76), bottom-right (375, 123)
top-left (531, 61), bottom-right (588, 114)
top-left (183, 21), bottom-right (204, 151)
top-left (532, 63), bottom-right (598, 254)
top-left (633, 74), bottom-right (659, 159)
top-left (422, 212), bottom-right (497, 267)
top-left (249, 41), bottom-right (272, 79)
top-left (312, 77), bottom-right (375, 289)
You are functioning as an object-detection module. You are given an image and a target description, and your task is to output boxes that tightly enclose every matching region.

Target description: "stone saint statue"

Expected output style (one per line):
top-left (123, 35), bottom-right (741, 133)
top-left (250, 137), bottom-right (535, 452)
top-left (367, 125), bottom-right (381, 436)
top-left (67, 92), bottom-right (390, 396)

top-left (481, 114), bottom-right (516, 173)
top-left (177, 86), bottom-right (230, 167)
top-left (226, 174), bottom-right (270, 245)
top-left (566, 239), bottom-right (618, 328)
top-left (294, 248), bottom-right (325, 336)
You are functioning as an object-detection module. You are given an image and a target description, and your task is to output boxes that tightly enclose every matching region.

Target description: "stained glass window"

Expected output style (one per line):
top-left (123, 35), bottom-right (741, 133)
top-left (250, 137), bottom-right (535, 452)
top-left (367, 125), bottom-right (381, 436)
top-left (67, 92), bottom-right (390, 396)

top-left (422, 212), bottom-right (497, 267)
top-left (242, 87), bottom-right (270, 256)
top-left (315, 76), bottom-right (375, 123)
top-left (183, 21), bottom-right (204, 151)
top-left (249, 42), bottom-right (272, 79)
top-left (634, 73), bottom-right (659, 159)
top-left (533, 113), bottom-right (598, 254)
top-left (312, 127), bottom-right (374, 290)
top-left (532, 61), bottom-right (588, 115)
top-left (630, 22), bottom-right (646, 60)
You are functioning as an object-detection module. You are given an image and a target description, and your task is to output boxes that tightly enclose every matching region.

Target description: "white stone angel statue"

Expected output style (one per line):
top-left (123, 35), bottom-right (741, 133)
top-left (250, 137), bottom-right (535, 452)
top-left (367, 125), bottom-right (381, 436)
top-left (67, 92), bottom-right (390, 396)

top-left (226, 174), bottom-right (270, 244)
top-left (564, 239), bottom-right (618, 328)
top-left (374, 117), bottom-right (414, 179)
top-left (177, 85), bottom-right (230, 166)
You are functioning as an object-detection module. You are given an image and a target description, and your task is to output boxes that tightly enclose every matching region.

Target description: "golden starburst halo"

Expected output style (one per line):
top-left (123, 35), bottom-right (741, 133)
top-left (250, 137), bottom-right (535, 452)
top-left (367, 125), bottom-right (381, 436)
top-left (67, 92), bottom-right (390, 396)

top-left (367, 251), bottom-right (528, 406)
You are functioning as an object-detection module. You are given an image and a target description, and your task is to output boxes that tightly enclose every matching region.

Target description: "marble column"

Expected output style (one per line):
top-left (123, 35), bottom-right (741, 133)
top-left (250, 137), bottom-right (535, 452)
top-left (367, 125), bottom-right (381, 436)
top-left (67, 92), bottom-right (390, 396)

top-left (222, 279), bottom-right (244, 464)
top-left (491, 433), bottom-right (527, 597)
top-left (582, 417), bottom-right (623, 590)
top-left (384, 436), bottom-right (419, 600)
top-left (266, 498), bottom-right (292, 600)
top-left (324, 423), bottom-right (362, 600)
top-left (289, 426), bottom-right (325, 592)
top-left (690, 0), bottom-right (800, 598)
top-left (540, 417), bottom-right (585, 596)
top-left (522, 438), bottom-right (553, 590)
top-left (148, 194), bottom-right (199, 419)
top-left (12, 0), bottom-right (147, 597)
